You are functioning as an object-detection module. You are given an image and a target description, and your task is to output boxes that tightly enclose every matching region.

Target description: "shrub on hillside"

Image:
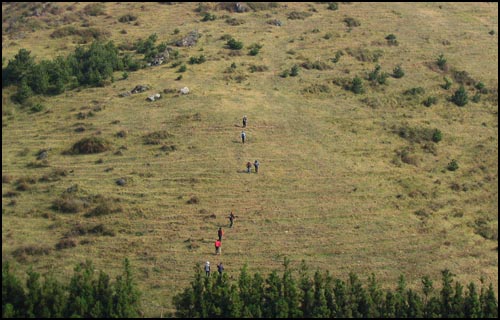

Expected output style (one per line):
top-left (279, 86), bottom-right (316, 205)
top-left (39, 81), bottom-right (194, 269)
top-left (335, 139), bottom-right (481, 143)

top-left (143, 130), bottom-right (173, 145)
top-left (436, 53), bottom-right (447, 71)
top-left (451, 85), bottom-right (468, 106)
top-left (226, 37), bottom-right (244, 50)
top-left (52, 195), bottom-right (86, 213)
top-left (385, 33), bottom-right (398, 46)
top-left (350, 76), bottom-right (364, 94)
top-left (83, 3), bottom-right (105, 16)
top-left (69, 137), bottom-right (111, 154)
top-left (392, 64), bottom-right (405, 78)
top-left (118, 14), bottom-right (137, 23)
top-left (447, 159), bottom-right (459, 171)
top-left (287, 11), bottom-right (312, 20)
top-left (344, 17), bottom-right (361, 27)
top-left (423, 96), bottom-right (438, 107)
top-left (327, 2), bottom-right (339, 10)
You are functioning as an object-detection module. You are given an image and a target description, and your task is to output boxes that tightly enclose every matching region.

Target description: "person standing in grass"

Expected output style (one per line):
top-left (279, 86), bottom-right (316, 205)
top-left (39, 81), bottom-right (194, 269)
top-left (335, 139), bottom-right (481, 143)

top-left (217, 262), bottom-right (224, 276)
top-left (242, 115), bottom-right (247, 128)
top-left (218, 227), bottom-right (224, 241)
top-left (205, 261), bottom-right (211, 276)
top-left (246, 161), bottom-right (252, 173)
top-left (229, 211), bottom-right (235, 228)
top-left (254, 160), bottom-right (260, 173)
top-left (241, 131), bottom-right (246, 143)
top-left (215, 239), bottom-right (222, 255)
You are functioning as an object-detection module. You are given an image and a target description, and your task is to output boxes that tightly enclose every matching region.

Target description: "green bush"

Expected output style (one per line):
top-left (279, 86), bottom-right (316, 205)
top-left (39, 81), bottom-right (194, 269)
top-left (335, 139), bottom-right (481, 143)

top-left (118, 14), bottom-right (137, 23)
top-left (436, 53), bottom-right (447, 70)
top-left (290, 65), bottom-right (299, 77)
top-left (69, 137), bottom-right (111, 154)
top-left (344, 17), bottom-right (361, 27)
top-left (471, 93), bottom-right (481, 103)
top-left (178, 64), bottom-right (187, 72)
top-left (393, 64), bottom-right (405, 78)
top-left (447, 159), bottom-right (459, 171)
top-left (202, 12), bottom-right (216, 21)
top-left (351, 76), bottom-right (364, 94)
top-left (30, 103), bottom-right (44, 113)
top-left (432, 129), bottom-right (442, 143)
top-left (442, 77), bottom-right (453, 90)
top-left (226, 38), bottom-right (244, 50)
top-left (327, 2), bottom-right (339, 10)
top-left (451, 85), bottom-right (468, 106)
top-left (385, 33), bottom-right (398, 45)
top-left (423, 96), bottom-right (437, 107)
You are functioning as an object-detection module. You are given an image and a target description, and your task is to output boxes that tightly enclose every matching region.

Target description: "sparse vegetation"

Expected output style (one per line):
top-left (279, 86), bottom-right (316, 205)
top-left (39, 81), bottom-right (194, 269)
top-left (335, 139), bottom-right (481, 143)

top-left (451, 85), bottom-right (469, 106)
top-left (69, 137), bottom-right (111, 154)
top-left (1, 3), bottom-right (497, 317)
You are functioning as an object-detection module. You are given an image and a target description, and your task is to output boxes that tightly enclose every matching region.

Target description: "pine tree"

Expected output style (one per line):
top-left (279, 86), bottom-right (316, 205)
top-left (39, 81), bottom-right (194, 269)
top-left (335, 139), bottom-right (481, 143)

top-left (112, 258), bottom-right (141, 318)
top-left (65, 260), bottom-right (95, 317)
top-left (481, 283), bottom-right (498, 318)
top-left (451, 281), bottom-right (465, 318)
top-left (312, 270), bottom-right (330, 317)
top-left (332, 278), bottom-right (350, 317)
top-left (298, 261), bottom-right (314, 317)
top-left (25, 267), bottom-right (44, 318)
top-left (367, 273), bottom-right (384, 317)
top-left (263, 270), bottom-right (287, 317)
top-left (440, 269), bottom-right (455, 318)
top-left (464, 282), bottom-right (482, 318)
top-left (382, 290), bottom-right (396, 318)
top-left (451, 85), bottom-right (469, 106)
top-left (40, 273), bottom-right (66, 318)
top-left (351, 75), bottom-right (364, 94)
top-left (406, 288), bottom-right (423, 318)
top-left (282, 257), bottom-right (302, 318)
top-left (2, 262), bottom-right (27, 318)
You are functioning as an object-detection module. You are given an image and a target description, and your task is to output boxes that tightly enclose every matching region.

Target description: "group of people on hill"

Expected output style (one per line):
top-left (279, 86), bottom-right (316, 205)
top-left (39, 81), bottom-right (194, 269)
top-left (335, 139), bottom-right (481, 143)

top-left (204, 115), bottom-right (258, 276)
top-left (241, 115), bottom-right (260, 173)
top-left (205, 211), bottom-right (236, 276)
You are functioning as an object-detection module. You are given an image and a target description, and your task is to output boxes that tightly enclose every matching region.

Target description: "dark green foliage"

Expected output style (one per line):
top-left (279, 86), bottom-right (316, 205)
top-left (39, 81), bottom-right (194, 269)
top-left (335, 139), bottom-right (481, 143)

top-left (327, 2), bottom-right (339, 10)
top-left (178, 64), bottom-right (187, 72)
top-left (392, 64), bottom-right (405, 78)
top-left (287, 11), bottom-right (313, 20)
top-left (437, 53), bottom-right (447, 70)
top-left (30, 103), bottom-right (44, 113)
top-left (451, 85), bottom-right (469, 106)
top-left (471, 93), bottom-right (481, 103)
top-left (447, 159), bottom-right (459, 171)
top-left (2, 259), bottom-right (141, 318)
top-left (344, 17), bottom-right (361, 27)
top-left (226, 37), bottom-right (244, 50)
top-left (396, 125), bottom-right (442, 144)
top-left (188, 55), bottom-right (206, 64)
top-left (404, 87), bottom-right (425, 96)
top-left (248, 43), bottom-right (263, 56)
top-left (290, 65), bottom-right (299, 77)
top-left (350, 76), bottom-right (364, 94)
top-left (385, 33), bottom-right (398, 45)
top-left (172, 259), bottom-right (497, 318)
top-left (118, 14), bottom-right (137, 23)
top-left (442, 76), bottom-right (453, 90)
top-left (432, 129), bottom-right (442, 143)
top-left (423, 96), bottom-right (438, 107)
top-left (367, 64), bottom-right (388, 85)
top-left (332, 50), bottom-right (344, 63)
top-left (201, 12), bottom-right (216, 22)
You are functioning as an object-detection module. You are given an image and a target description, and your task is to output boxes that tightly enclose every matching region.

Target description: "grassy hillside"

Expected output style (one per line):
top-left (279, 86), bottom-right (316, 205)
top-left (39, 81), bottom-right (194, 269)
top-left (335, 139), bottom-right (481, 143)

top-left (2, 2), bottom-right (498, 316)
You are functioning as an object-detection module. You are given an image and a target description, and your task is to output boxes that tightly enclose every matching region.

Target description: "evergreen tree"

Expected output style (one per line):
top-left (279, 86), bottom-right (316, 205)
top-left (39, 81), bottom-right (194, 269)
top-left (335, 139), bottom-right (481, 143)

top-left (440, 269), bottom-right (455, 318)
top-left (451, 281), bottom-right (465, 318)
top-left (112, 258), bottom-right (141, 318)
top-left (40, 273), bottom-right (66, 318)
top-left (332, 278), bottom-right (350, 317)
top-left (382, 290), bottom-right (396, 318)
top-left (394, 275), bottom-right (408, 318)
top-left (367, 273), bottom-right (384, 317)
top-left (282, 257), bottom-right (302, 318)
top-left (263, 270), bottom-right (287, 317)
top-left (65, 260), bottom-right (95, 317)
top-left (2, 262), bottom-right (26, 318)
top-left (312, 270), bottom-right (330, 317)
top-left (464, 282), bottom-right (482, 318)
top-left (298, 261), bottom-right (314, 317)
top-left (406, 288), bottom-right (424, 318)
top-left (451, 85), bottom-right (469, 106)
top-left (3, 48), bottom-right (36, 86)
top-left (351, 75), bottom-right (364, 94)
top-left (13, 78), bottom-right (33, 104)
top-left (481, 283), bottom-right (498, 318)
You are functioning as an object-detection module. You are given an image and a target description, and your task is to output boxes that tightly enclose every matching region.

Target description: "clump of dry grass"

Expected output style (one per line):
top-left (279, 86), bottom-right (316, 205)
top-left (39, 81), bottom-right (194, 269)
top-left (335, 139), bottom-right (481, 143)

top-left (143, 130), bottom-right (173, 145)
top-left (68, 136), bottom-right (111, 154)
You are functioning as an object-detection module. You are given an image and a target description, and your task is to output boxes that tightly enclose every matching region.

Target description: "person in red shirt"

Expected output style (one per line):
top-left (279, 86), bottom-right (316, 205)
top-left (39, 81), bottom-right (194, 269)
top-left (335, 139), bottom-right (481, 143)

top-left (215, 239), bottom-right (221, 255)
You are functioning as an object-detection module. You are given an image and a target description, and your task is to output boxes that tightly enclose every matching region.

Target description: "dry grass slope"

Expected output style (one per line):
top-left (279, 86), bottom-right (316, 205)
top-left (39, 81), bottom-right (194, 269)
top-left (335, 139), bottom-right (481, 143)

top-left (2, 2), bottom-right (498, 316)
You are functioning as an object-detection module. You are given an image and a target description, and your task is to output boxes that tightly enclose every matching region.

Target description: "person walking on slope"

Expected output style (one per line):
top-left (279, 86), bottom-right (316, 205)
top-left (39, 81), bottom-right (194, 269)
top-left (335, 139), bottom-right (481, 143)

top-left (215, 239), bottom-right (222, 255)
top-left (229, 211), bottom-right (235, 228)
top-left (218, 227), bottom-right (224, 241)
top-left (205, 261), bottom-right (211, 277)
top-left (254, 160), bottom-right (260, 173)
top-left (246, 161), bottom-right (252, 173)
top-left (242, 115), bottom-right (247, 128)
top-left (241, 131), bottom-right (246, 144)
top-left (217, 262), bottom-right (224, 276)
